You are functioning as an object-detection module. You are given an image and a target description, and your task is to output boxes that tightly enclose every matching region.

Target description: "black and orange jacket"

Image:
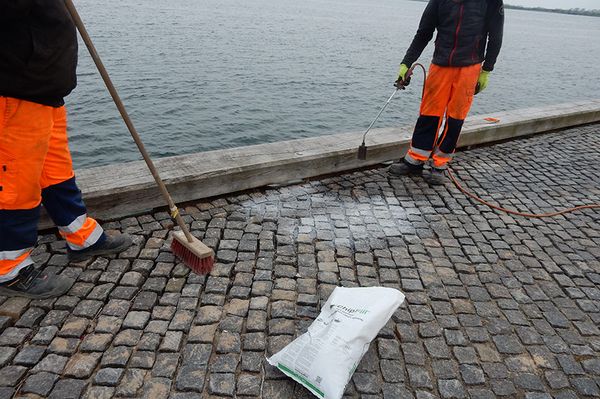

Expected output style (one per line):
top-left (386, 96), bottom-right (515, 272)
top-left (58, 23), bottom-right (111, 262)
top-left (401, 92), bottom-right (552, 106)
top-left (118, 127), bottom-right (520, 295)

top-left (402, 0), bottom-right (504, 72)
top-left (0, 0), bottom-right (78, 107)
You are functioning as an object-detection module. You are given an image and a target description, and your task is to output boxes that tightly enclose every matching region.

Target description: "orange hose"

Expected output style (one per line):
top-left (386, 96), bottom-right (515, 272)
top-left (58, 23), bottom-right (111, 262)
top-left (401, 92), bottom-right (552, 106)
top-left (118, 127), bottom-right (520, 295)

top-left (447, 168), bottom-right (600, 218)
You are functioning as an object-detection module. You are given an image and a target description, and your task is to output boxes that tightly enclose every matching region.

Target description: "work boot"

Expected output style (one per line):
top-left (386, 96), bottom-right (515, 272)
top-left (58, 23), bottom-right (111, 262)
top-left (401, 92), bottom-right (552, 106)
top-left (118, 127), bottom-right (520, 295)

top-left (389, 159), bottom-right (423, 176)
top-left (425, 167), bottom-right (447, 185)
top-left (0, 265), bottom-right (74, 299)
top-left (68, 233), bottom-right (133, 262)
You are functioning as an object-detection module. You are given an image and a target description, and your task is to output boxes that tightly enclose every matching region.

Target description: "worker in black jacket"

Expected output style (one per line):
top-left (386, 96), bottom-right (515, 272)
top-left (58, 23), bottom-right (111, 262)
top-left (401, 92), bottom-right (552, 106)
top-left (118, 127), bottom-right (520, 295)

top-left (389, 0), bottom-right (504, 184)
top-left (0, 0), bottom-right (132, 299)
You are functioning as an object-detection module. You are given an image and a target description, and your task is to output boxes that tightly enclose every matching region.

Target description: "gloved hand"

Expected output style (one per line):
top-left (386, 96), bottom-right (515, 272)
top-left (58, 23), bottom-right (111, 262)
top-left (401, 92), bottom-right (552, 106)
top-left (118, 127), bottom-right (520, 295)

top-left (397, 64), bottom-right (409, 82)
top-left (475, 70), bottom-right (490, 95)
top-left (395, 64), bottom-right (410, 89)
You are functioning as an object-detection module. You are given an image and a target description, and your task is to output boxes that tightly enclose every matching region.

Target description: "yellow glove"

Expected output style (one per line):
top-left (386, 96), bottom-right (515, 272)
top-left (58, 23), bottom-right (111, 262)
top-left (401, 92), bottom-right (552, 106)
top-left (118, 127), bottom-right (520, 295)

top-left (397, 64), bottom-right (409, 82)
top-left (475, 70), bottom-right (490, 95)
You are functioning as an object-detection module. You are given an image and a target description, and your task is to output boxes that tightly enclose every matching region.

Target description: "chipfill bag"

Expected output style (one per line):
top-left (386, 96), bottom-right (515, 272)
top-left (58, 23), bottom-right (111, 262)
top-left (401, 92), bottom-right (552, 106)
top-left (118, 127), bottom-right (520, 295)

top-left (268, 286), bottom-right (405, 398)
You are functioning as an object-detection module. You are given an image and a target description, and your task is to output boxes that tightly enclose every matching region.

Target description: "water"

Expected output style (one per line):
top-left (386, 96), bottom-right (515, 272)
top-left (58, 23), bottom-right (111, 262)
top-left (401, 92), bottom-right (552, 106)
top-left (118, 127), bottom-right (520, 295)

top-left (67, 0), bottom-right (600, 169)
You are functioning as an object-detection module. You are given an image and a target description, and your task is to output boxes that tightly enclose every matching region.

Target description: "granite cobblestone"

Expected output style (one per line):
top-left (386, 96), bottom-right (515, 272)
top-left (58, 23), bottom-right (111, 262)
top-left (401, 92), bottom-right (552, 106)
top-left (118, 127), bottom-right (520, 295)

top-left (0, 126), bottom-right (598, 397)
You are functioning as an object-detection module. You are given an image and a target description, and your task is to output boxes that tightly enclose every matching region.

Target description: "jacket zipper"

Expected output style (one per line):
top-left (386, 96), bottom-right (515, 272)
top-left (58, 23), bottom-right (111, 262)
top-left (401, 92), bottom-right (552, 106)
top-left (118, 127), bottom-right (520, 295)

top-left (449, 3), bottom-right (464, 66)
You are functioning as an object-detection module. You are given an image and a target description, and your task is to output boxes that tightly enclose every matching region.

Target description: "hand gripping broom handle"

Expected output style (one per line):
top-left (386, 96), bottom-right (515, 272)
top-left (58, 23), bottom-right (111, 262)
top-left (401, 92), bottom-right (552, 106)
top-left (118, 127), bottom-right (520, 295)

top-left (64, 0), bottom-right (194, 243)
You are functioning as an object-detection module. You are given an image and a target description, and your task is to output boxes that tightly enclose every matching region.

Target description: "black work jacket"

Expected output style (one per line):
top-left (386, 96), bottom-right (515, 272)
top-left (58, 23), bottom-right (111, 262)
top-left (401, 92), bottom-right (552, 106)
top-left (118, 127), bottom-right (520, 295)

top-left (402, 0), bottom-right (504, 71)
top-left (0, 0), bottom-right (78, 107)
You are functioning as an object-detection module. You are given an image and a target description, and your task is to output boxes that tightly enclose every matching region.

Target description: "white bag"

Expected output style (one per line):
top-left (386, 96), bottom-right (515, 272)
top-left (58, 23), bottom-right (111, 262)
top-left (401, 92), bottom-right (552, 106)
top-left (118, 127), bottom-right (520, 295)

top-left (267, 286), bottom-right (405, 399)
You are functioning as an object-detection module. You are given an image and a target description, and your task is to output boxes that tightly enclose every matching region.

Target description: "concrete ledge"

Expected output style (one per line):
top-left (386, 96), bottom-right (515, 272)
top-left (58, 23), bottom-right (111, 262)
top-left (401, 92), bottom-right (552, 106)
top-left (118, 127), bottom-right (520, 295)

top-left (40, 99), bottom-right (600, 229)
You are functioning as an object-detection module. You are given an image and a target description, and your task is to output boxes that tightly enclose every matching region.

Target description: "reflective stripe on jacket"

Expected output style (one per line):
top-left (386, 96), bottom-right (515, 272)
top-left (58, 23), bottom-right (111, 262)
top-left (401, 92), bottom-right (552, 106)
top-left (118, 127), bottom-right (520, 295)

top-left (402, 0), bottom-right (504, 71)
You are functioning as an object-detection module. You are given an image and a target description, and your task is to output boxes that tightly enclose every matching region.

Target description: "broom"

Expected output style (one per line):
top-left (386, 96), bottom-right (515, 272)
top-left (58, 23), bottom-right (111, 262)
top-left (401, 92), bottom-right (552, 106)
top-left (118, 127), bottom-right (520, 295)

top-left (65, 0), bottom-right (214, 274)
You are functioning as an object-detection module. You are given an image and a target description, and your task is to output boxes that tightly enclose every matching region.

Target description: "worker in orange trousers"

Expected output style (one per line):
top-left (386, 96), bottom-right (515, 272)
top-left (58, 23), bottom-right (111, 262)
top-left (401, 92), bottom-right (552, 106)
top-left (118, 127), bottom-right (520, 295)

top-left (390, 0), bottom-right (505, 184)
top-left (0, 1), bottom-right (132, 299)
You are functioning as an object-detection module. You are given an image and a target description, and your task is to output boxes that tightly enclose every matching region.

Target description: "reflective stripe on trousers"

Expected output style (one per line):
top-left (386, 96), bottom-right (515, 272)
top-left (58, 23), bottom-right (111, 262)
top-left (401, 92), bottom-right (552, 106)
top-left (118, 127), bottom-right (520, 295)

top-left (405, 147), bottom-right (432, 165)
top-left (42, 177), bottom-right (105, 252)
top-left (59, 217), bottom-right (104, 251)
top-left (432, 149), bottom-right (455, 169)
top-left (0, 248), bottom-right (33, 283)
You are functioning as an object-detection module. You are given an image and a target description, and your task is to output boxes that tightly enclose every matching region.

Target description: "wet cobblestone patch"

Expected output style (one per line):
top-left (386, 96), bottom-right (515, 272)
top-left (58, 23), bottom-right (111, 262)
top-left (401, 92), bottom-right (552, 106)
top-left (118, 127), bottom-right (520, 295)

top-left (0, 125), bottom-right (599, 398)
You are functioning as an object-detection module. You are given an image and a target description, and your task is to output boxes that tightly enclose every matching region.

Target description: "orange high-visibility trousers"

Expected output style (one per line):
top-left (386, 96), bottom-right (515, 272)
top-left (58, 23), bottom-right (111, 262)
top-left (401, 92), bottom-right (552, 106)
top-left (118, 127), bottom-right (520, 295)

top-left (0, 97), bottom-right (104, 283)
top-left (405, 63), bottom-right (481, 169)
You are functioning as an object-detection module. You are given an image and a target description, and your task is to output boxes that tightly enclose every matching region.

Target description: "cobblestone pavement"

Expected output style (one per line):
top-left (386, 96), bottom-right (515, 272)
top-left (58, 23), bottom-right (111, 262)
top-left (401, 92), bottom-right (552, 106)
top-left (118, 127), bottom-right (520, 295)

top-left (1, 124), bottom-right (600, 399)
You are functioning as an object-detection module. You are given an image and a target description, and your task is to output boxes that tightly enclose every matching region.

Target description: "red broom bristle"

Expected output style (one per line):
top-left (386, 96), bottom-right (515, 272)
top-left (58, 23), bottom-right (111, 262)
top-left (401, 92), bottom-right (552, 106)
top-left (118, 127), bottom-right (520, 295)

top-left (170, 239), bottom-right (214, 275)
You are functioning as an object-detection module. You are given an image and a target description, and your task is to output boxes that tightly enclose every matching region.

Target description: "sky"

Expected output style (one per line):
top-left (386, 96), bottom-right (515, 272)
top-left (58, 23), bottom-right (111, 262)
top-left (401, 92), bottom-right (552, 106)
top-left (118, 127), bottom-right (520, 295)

top-left (507, 0), bottom-right (598, 9)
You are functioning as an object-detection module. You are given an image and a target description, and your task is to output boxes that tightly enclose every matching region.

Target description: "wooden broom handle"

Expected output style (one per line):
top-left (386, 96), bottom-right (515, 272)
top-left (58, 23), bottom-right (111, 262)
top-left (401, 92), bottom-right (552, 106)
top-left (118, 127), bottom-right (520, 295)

top-left (64, 0), bottom-right (194, 242)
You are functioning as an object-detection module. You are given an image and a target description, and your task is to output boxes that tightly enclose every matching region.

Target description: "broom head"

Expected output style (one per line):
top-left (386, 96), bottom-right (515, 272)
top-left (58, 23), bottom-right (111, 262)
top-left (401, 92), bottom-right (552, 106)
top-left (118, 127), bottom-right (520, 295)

top-left (171, 230), bottom-right (215, 274)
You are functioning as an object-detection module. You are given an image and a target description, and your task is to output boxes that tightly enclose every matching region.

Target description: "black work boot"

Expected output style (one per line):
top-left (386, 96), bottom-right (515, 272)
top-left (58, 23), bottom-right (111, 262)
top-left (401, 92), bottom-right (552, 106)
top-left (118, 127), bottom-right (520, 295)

top-left (0, 265), bottom-right (74, 299)
top-left (425, 167), bottom-right (447, 185)
top-left (389, 159), bottom-right (424, 176)
top-left (68, 233), bottom-right (133, 262)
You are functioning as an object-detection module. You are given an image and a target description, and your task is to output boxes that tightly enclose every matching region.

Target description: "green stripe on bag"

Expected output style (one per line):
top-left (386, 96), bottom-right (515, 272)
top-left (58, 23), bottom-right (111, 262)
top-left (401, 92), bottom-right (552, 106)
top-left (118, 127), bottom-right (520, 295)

top-left (277, 363), bottom-right (325, 398)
